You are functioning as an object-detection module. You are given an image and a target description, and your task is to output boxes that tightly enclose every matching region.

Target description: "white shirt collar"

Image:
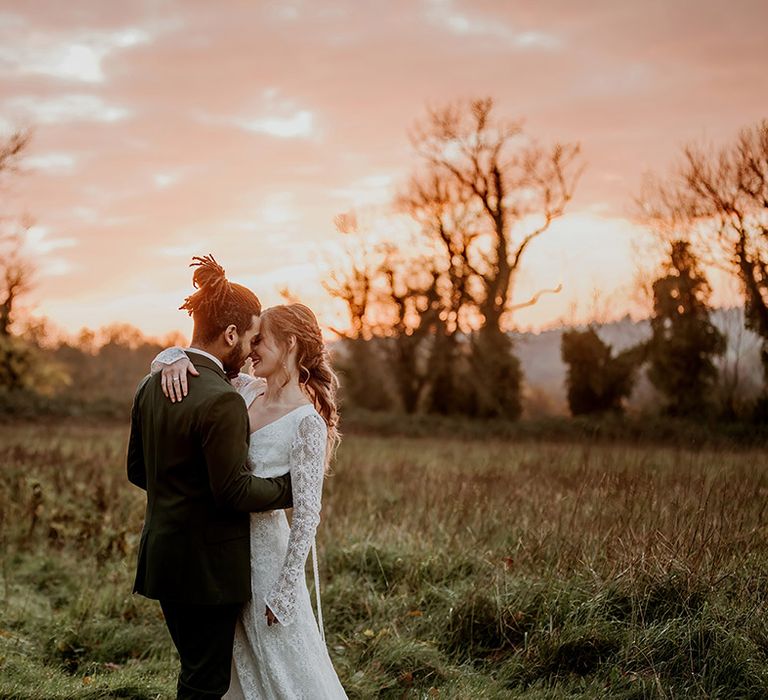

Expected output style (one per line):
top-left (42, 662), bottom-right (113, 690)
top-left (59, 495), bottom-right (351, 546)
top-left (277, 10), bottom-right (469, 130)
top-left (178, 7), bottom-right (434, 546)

top-left (185, 347), bottom-right (224, 371)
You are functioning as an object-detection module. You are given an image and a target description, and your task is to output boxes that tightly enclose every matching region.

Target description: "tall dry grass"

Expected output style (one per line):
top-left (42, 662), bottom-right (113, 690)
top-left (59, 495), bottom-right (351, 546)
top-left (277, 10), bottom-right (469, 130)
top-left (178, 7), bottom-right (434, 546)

top-left (1, 423), bottom-right (767, 698)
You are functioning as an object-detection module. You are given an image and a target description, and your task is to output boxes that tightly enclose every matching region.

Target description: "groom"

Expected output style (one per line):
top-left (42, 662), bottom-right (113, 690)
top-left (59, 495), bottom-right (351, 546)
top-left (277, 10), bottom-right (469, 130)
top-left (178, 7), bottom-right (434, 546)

top-left (127, 255), bottom-right (293, 699)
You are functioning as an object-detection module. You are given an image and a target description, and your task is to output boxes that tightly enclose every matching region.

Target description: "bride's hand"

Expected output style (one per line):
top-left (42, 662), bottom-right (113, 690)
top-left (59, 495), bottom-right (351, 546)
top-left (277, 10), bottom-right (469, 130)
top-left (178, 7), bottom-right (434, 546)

top-left (161, 358), bottom-right (199, 402)
top-left (265, 605), bottom-right (279, 627)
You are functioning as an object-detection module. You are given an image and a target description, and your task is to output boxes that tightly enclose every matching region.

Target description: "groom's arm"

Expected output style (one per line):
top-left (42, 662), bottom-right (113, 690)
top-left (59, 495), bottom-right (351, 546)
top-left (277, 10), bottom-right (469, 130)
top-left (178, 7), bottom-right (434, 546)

top-left (126, 375), bottom-right (150, 490)
top-left (202, 391), bottom-right (293, 512)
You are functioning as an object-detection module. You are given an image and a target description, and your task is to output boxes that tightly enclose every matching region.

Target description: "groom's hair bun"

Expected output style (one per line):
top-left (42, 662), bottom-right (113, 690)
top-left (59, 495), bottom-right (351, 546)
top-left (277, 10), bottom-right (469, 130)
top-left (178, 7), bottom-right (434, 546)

top-left (180, 254), bottom-right (261, 343)
top-left (191, 255), bottom-right (228, 294)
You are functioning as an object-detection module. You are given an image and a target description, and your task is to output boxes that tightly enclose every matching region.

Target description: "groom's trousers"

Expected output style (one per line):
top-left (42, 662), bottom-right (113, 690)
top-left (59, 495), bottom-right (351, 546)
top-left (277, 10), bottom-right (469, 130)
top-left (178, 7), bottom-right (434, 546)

top-left (160, 599), bottom-right (242, 700)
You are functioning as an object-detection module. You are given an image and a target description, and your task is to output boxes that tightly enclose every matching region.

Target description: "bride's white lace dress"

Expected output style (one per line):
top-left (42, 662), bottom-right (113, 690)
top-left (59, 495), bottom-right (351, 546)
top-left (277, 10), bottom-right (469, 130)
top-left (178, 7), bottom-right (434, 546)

top-left (152, 350), bottom-right (346, 699)
top-left (226, 385), bottom-right (346, 699)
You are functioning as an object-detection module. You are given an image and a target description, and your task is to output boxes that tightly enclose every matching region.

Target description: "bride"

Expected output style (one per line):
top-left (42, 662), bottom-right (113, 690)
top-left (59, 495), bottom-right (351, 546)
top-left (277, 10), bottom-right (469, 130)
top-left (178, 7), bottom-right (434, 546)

top-left (152, 303), bottom-right (347, 699)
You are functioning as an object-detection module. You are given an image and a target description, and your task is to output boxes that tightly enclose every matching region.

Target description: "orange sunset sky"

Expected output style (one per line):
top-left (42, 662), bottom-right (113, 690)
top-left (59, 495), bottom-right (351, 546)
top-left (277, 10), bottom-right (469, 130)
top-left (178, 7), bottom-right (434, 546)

top-left (1, 0), bottom-right (767, 339)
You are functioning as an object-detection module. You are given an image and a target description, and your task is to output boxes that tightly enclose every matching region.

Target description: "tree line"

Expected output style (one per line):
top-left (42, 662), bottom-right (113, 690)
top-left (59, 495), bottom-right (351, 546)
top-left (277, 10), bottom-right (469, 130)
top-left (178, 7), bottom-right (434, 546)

top-left (561, 120), bottom-right (768, 421)
top-left (1, 102), bottom-right (766, 422)
top-left (326, 100), bottom-right (767, 422)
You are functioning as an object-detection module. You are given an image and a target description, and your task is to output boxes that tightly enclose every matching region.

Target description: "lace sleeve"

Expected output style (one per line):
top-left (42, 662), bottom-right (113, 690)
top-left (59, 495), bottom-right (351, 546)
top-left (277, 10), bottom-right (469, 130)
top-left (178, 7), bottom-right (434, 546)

top-left (149, 346), bottom-right (186, 374)
top-left (264, 412), bottom-right (326, 626)
top-left (231, 373), bottom-right (266, 408)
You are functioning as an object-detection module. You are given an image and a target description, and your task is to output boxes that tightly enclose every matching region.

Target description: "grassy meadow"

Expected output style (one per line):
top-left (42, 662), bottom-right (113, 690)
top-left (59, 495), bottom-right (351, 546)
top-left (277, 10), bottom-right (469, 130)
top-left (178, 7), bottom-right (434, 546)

top-left (1, 421), bottom-right (768, 699)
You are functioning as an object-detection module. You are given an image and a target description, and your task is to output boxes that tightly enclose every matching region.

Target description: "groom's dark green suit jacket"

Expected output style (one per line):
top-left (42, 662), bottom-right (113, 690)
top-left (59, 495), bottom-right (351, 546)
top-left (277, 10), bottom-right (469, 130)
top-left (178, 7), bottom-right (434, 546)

top-left (127, 351), bottom-right (292, 605)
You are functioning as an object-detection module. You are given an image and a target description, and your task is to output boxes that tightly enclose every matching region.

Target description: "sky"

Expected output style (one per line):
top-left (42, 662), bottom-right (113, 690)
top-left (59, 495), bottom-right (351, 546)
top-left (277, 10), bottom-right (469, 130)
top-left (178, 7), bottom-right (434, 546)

top-left (1, 0), bottom-right (766, 339)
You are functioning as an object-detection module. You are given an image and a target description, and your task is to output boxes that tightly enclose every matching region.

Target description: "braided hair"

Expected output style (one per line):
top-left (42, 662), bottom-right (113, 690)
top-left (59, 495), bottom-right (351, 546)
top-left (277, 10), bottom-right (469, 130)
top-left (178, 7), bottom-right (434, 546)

top-left (179, 255), bottom-right (261, 343)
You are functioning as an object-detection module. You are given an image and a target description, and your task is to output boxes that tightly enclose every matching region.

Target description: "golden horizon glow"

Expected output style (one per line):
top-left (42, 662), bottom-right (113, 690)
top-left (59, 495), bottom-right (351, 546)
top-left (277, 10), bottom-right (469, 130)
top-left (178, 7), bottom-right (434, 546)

top-left (1, 1), bottom-right (765, 338)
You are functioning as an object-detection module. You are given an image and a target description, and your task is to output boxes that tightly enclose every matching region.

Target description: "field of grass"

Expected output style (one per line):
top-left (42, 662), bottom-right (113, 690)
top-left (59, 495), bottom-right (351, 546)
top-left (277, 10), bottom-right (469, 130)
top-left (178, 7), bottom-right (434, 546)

top-left (1, 422), bottom-right (768, 699)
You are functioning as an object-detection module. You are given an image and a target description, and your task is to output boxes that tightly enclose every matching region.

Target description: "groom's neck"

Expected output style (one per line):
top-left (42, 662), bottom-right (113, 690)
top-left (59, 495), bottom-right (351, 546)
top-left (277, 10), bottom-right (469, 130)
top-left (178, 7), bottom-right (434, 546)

top-left (189, 339), bottom-right (225, 363)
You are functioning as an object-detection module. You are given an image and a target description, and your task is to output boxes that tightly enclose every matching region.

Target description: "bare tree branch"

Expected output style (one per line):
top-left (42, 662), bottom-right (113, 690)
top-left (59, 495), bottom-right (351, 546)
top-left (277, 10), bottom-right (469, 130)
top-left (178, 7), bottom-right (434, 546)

top-left (507, 284), bottom-right (563, 312)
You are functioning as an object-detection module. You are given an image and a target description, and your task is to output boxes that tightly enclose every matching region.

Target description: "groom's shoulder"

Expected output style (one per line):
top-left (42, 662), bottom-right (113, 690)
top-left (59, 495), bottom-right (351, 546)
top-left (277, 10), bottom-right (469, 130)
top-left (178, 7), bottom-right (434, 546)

top-left (191, 370), bottom-right (241, 403)
top-left (133, 372), bottom-right (153, 398)
top-left (196, 380), bottom-right (247, 426)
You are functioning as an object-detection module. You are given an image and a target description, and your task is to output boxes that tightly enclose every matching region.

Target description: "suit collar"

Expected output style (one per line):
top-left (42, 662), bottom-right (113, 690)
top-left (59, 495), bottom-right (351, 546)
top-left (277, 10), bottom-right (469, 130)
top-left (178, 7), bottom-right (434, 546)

top-left (185, 346), bottom-right (224, 370)
top-left (184, 350), bottom-right (229, 381)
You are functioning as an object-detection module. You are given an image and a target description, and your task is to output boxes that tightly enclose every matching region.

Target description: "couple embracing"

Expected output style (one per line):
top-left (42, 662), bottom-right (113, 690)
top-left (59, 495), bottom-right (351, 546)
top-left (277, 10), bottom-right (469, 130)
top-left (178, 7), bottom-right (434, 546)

top-left (127, 255), bottom-right (347, 699)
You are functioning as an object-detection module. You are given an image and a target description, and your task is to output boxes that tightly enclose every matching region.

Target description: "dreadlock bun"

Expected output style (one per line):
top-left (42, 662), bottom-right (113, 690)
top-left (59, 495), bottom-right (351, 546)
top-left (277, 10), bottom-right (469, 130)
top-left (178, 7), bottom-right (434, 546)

top-left (185, 255), bottom-right (232, 314)
top-left (179, 254), bottom-right (261, 344)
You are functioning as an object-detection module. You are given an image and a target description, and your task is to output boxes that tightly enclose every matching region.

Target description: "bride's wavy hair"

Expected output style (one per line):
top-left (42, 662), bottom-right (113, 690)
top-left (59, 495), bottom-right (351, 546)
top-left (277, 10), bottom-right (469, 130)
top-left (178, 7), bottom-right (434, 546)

top-left (260, 304), bottom-right (341, 467)
top-left (179, 255), bottom-right (261, 343)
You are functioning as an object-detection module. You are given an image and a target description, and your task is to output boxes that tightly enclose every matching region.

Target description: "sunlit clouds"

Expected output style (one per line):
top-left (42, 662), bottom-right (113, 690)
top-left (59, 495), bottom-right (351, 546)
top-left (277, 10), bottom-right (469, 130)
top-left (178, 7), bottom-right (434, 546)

top-left (424, 0), bottom-right (561, 49)
top-left (0, 15), bottom-right (151, 84)
top-left (0, 0), bottom-right (766, 337)
top-left (195, 89), bottom-right (319, 140)
top-left (4, 94), bottom-right (132, 123)
top-left (21, 151), bottom-right (78, 175)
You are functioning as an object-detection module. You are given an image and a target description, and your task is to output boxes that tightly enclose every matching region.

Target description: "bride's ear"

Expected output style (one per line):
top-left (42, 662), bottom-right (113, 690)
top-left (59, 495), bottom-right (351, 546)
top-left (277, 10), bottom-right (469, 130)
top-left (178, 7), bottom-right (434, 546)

top-left (287, 335), bottom-right (297, 350)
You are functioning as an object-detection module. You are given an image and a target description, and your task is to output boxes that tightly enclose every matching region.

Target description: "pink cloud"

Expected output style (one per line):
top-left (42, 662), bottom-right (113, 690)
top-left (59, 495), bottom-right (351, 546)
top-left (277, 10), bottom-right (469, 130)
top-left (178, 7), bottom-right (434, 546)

top-left (0, 0), bottom-right (765, 334)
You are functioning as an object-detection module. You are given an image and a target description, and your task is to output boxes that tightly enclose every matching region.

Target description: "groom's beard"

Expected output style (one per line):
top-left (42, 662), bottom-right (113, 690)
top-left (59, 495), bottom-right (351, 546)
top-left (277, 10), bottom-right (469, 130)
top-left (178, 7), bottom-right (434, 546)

top-left (222, 345), bottom-right (247, 379)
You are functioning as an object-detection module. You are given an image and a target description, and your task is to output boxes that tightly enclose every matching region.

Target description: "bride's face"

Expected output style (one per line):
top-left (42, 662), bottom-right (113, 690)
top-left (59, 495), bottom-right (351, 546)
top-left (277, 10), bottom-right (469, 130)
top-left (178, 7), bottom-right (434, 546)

top-left (249, 326), bottom-right (283, 379)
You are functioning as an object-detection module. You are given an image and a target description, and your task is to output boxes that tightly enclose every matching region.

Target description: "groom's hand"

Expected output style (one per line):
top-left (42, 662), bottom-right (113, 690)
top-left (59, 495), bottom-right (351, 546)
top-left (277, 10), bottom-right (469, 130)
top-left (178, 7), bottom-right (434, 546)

top-left (265, 605), bottom-right (279, 627)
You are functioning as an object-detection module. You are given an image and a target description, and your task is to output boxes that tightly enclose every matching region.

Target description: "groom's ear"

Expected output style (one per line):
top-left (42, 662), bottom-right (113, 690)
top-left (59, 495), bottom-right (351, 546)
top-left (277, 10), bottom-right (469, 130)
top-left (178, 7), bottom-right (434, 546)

top-left (223, 324), bottom-right (239, 346)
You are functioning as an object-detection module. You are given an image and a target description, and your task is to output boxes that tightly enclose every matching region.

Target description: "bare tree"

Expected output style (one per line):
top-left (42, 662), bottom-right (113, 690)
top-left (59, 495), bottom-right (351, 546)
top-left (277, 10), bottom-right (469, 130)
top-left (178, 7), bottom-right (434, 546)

top-left (396, 169), bottom-right (482, 412)
top-left (376, 243), bottom-right (443, 412)
top-left (0, 131), bottom-right (33, 338)
top-left (397, 169), bottom-right (481, 334)
top-left (323, 212), bottom-right (379, 340)
top-left (412, 98), bottom-right (582, 333)
top-left (0, 260), bottom-right (35, 388)
top-left (326, 101), bottom-right (582, 417)
top-left (0, 234), bottom-right (34, 337)
top-left (639, 119), bottom-right (768, 383)
top-left (411, 98), bottom-right (582, 417)
top-left (0, 131), bottom-right (30, 183)
top-left (0, 130), bottom-right (66, 394)
top-left (321, 213), bottom-right (397, 410)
